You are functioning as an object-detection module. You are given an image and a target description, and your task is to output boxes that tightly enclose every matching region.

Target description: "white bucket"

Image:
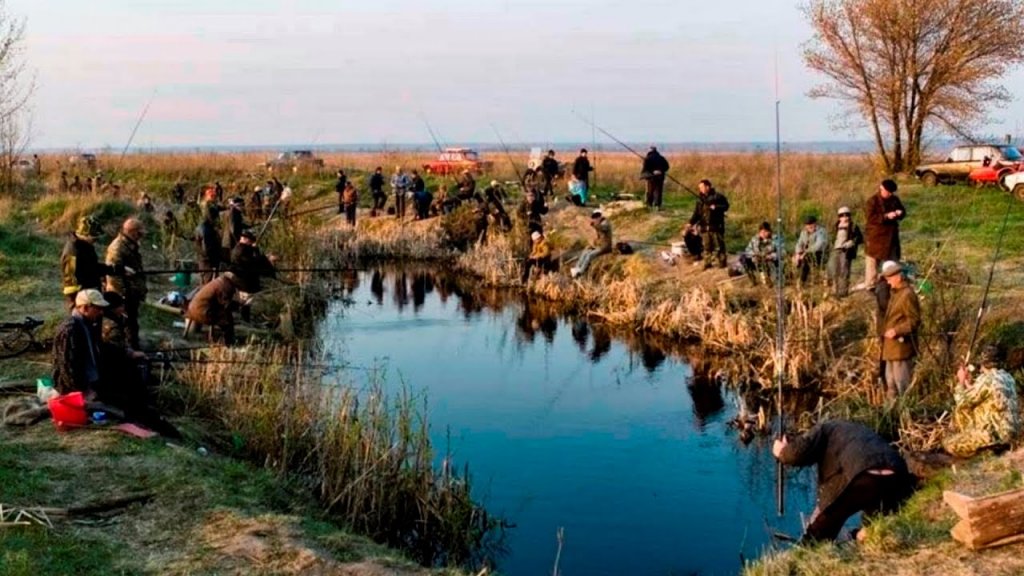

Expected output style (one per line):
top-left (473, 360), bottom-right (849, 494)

top-left (670, 242), bottom-right (685, 256)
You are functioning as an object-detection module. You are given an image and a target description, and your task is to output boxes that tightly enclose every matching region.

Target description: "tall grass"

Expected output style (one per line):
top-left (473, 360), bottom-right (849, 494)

top-left (175, 344), bottom-right (503, 568)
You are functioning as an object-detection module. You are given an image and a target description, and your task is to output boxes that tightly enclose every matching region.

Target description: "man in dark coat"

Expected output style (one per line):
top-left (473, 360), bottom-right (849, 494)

top-left (52, 289), bottom-right (109, 396)
top-left (228, 230), bottom-right (276, 295)
top-left (572, 148), bottom-right (594, 194)
top-left (863, 179), bottom-right (906, 289)
top-left (195, 211), bottom-right (221, 285)
top-left (773, 419), bottom-right (914, 543)
top-left (61, 216), bottom-right (125, 309)
top-left (688, 179), bottom-right (730, 269)
top-left (221, 196), bottom-right (247, 253)
top-left (369, 166), bottom-right (386, 215)
top-left (540, 150), bottom-right (560, 197)
top-left (641, 146), bottom-right (670, 209)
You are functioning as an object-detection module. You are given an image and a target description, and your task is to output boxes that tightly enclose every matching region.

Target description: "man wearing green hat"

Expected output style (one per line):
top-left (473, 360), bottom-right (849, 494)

top-left (60, 216), bottom-right (128, 309)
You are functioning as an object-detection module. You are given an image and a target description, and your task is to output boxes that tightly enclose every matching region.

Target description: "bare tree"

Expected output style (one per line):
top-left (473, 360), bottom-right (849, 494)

top-left (0, 1), bottom-right (31, 195)
top-left (802, 0), bottom-right (1024, 173)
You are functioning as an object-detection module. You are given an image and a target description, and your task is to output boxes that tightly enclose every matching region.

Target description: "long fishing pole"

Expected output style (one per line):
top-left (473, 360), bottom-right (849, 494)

top-left (142, 265), bottom-right (366, 276)
top-left (491, 124), bottom-right (527, 190)
top-left (963, 195), bottom-right (1014, 366)
top-left (256, 185), bottom-right (292, 243)
top-left (119, 89), bottom-right (156, 162)
top-left (571, 110), bottom-right (700, 200)
top-left (773, 85), bottom-right (786, 518)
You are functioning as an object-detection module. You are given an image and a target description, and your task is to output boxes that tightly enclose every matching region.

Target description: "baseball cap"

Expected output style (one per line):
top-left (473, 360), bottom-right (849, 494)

top-left (75, 289), bottom-right (109, 308)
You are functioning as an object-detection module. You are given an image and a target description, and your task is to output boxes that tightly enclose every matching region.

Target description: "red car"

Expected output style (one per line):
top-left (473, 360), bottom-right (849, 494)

top-left (423, 148), bottom-right (492, 176)
top-left (967, 156), bottom-right (1021, 189)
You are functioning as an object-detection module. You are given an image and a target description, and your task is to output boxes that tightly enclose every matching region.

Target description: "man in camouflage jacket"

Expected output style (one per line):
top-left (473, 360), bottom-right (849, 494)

top-left (943, 345), bottom-right (1021, 457)
top-left (105, 218), bottom-right (147, 350)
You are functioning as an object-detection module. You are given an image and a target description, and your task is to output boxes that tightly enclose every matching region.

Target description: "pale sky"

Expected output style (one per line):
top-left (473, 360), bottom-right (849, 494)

top-left (13, 0), bottom-right (1024, 149)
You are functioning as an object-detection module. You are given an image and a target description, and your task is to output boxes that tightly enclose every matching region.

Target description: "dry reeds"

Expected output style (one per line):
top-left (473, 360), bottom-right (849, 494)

top-left (175, 344), bottom-right (502, 568)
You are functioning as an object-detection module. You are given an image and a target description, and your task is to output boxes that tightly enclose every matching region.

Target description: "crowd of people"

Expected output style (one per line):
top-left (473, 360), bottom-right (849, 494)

top-left (41, 150), bottom-right (1022, 547)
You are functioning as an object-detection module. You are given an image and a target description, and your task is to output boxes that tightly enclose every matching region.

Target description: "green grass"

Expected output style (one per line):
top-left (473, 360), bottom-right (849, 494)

top-left (1, 530), bottom-right (126, 576)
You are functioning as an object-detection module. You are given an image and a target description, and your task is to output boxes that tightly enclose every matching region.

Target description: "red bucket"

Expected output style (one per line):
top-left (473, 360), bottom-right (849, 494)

top-left (48, 391), bottom-right (88, 429)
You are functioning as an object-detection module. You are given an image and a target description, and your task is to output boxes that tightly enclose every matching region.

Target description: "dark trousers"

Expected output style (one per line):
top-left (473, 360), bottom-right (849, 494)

top-left (521, 256), bottom-right (552, 283)
top-left (124, 294), bottom-right (142, 350)
top-left (395, 193), bottom-right (406, 218)
top-left (645, 177), bottom-right (664, 208)
top-left (798, 251), bottom-right (826, 284)
top-left (803, 471), bottom-right (913, 542)
top-left (372, 191), bottom-right (386, 212)
top-left (829, 253), bottom-right (852, 297)
top-left (684, 230), bottom-right (703, 259)
top-left (199, 259), bottom-right (219, 285)
top-left (542, 175), bottom-right (555, 197)
top-left (740, 254), bottom-right (776, 285)
top-left (344, 203), bottom-right (357, 226)
top-left (702, 229), bottom-right (726, 267)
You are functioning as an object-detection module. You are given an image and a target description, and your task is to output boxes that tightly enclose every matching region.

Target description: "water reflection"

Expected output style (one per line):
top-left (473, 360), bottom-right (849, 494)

top-left (322, 265), bottom-right (815, 576)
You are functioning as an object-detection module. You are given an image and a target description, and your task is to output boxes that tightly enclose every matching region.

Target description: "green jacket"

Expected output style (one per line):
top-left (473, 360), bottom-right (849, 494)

top-left (105, 233), bottom-right (147, 298)
top-left (881, 282), bottom-right (920, 361)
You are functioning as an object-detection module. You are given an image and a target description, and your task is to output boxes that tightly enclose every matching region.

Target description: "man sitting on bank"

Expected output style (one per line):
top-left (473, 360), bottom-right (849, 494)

top-left (773, 419), bottom-right (914, 543)
top-left (570, 210), bottom-right (612, 279)
top-left (738, 221), bottom-right (778, 286)
top-left (943, 345), bottom-right (1020, 458)
top-left (521, 231), bottom-right (552, 285)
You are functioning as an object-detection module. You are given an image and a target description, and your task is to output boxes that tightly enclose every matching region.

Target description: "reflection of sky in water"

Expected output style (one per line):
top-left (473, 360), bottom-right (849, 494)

top-left (320, 269), bottom-right (815, 576)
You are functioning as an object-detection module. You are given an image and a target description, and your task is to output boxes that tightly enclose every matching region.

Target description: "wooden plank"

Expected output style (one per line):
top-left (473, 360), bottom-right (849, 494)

top-left (945, 488), bottom-right (1024, 550)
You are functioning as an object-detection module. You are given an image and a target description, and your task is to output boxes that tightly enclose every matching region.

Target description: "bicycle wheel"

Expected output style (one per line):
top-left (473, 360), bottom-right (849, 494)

top-left (0, 329), bottom-right (33, 359)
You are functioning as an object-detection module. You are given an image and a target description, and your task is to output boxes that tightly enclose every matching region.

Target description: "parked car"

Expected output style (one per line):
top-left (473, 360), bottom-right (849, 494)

top-left (10, 157), bottom-right (36, 176)
top-left (999, 170), bottom-right (1024, 200)
top-left (263, 150), bottom-right (325, 172)
top-left (422, 148), bottom-right (492, 175)
top-left (68, 153), bottom-right (98, 170)
top-left (915, 144), bottom-right (1022, 186)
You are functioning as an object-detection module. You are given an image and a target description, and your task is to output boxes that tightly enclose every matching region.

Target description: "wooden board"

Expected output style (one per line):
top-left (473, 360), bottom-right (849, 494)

top-left (944, 488), bottom-right (1024, 550)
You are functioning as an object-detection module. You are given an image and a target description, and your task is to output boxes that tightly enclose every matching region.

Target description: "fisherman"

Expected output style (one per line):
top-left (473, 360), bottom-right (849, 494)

top-left (138, 192), bottom-right (155, 213)
top-left (738, 221), bottom-right (778, 285)
top-left (412, 177), bottom-right (433, 220)
top-left (249, 185), bottom-right (264, 220)
top-left (521, 230), bottom-right (553, 284)
top-left (688, 179), bottom-right (730, 269)
top-left (793, 215), bottom-right (829, 285)
top-left (828, 206), bottom-right (864, 297)
top-left (880, 260), bottom-right (921, 400)
top-left (567, 174), bottom-right (587, 206)
top-left (52, 289), bottom-right (109, 397)
top-left (861, 179), bottom-right (906, 290)
top-left (185, 272), bottom-right (240, 345)
top-left (194, 203), bottom-right (222, 285)
top-left (391, 166), bottom-right (410, 219)
top-left (457, 169), bottom-right (477, 201)
top-left (60, 171), bottom-right (70, 194)
top-left (172, 181), bottom-right (186, 204)
top-left (571, 210), bottom-right (613, 279)
top-left (572, 148), bottom-right (594, 199)
top-left (483, 180), bottom-right (511, 229)
top-left (641, 146), bottom-right (669, 210)
top-left (214, 181), bottom-right (225, 203)
top-left (540, 149), bottom-right (560, 198)
top-left (228, 229), bottom-right (277, 322)
top-left (369, 166), bottom-right (386, 215)
top-left (519, 188), bottom-right (549, 233)
top-left (342, 181), bottom-right (359, 225)
top-left (943, 345), bottom-right (1020, 458)
top-left (432, 184), bottom-right (453, 216)
top-left (105, 218), bottom-right (148, 350)
top-left (773, 419), bottom-right (914, 543)
top-left (200, 185), bottom-right (222, 224)
top-left (61, 216), bottom-right (127, 309)
top-left (221, 196), bottom-right (247, 252)
top-left (660, 223), bottom-right (705, 266)
top-left (334, 169), bottom-right (348, 215)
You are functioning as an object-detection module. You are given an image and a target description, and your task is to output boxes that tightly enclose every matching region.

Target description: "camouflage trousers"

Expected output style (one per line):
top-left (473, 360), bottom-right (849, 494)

top-left (942, 429), bottom-right (1003, 458)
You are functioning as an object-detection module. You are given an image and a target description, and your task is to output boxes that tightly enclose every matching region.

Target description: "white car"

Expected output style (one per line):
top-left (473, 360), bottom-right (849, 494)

top-left (1001, 170), bottom-right (1024, 199)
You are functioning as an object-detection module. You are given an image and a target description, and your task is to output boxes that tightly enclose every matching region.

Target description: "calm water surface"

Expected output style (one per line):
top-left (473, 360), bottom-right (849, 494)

top-left (318, 269), bottom-right (814, 576)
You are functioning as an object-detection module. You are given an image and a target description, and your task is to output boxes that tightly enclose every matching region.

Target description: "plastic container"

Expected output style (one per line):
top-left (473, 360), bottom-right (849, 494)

top-left (48, 391), bottom-right (88, 429)
top-left (670, 242), bottom-right (686, 256)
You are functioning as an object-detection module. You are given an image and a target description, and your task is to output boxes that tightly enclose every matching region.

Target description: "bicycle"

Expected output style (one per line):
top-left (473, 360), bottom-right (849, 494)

top-left (0, 317), bottom-right (44, 359)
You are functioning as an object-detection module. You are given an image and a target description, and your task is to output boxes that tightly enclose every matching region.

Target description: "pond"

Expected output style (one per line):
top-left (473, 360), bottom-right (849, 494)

top-left (318, 267), bottom-right (815, 576)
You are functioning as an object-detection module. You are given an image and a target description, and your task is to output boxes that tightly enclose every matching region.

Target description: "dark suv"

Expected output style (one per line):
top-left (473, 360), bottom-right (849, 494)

top-left (915, 144), bottom-right (1022, 186)
top-left (264, 150), bottom-right (325, 173)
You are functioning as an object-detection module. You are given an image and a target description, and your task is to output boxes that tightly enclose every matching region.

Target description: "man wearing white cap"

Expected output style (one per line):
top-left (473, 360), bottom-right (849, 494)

top-left (522, 230), bottom-right (552, 284)
top-left (52, 289), bottom-right (109, 397)
top-left (880, 260), bottom-right (920, 399)
top-left (828, 206), bottom-right (864, 297)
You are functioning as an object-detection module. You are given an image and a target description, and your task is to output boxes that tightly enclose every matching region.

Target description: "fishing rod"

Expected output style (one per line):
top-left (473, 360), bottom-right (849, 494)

top-left (255, 185), bottom-right (293, 242)
top-left (773, 89), bottom-right (786, 518)
top-left (491, 124), bottom-right (528, 191)
top-left (571, 110), bottom-right (701, 200)
top-left (119, 89), bottom-right (156, 162)
top-left (963, 195), bottom-right (1014, 367)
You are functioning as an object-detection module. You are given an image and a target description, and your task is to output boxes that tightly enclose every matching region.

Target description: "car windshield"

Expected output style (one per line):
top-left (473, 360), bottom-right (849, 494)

top-left (464, 152), bottom-right (479, 160)
top-left (1001, 146), bottom-right (1022, 161)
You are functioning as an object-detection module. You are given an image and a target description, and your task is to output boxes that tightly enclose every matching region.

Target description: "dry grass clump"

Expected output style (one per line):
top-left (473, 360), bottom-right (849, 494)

top-left (176, 344), bottom-right (502, 568)
top-left (323, 217), bottom-right (449, 264)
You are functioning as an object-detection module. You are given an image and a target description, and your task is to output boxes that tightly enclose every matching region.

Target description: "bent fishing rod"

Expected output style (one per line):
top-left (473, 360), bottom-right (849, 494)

top-left (964, 195), bottom-right (1014, 367)
top-left (571, 111), bottom-right (701, 200)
